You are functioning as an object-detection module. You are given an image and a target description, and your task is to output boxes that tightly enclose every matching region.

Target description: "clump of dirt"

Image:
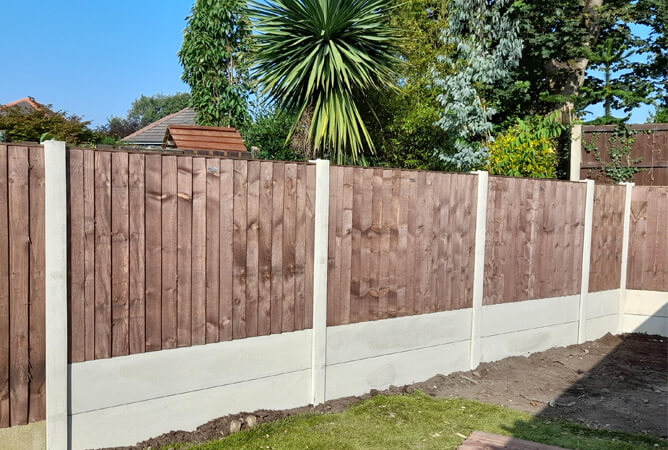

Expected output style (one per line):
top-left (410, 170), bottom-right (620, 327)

top-left (107, 333), bottom-right (667, 449)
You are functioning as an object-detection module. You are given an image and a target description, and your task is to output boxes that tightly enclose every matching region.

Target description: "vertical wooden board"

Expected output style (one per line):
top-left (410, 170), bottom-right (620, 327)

top-left (451, 175), bottom-right (467, 308)
top-left (205, 159), bottom-right (220, 343)
top-left (436, 174), bottom-right (450, 311)
top-left (517, 180), bottom-right (532, 301)
top-left (395, 172), bottom-right (409, 316)
top-left (83, 151), bottom-right (95, 360)
top-left (111, 152), bottom-right (130, 357)
top-left (414, 172), bottom-right (428, 314)
top-left (657, 189), bottom-right (668, 290)
top-left (144, 155), bottom-right (162, 352)
top-left (369, 168), bottom-right (383, 320)
top-left (357, 169), bottom-right (373, 323)
top-left (161, 156), bottom-right (178, 349)
top-left (294, 164), bottom-right (308, 329)
top-left (304, 164), bottom-right (316, 329)
top-left (282, 164), bottom-right (297, 331)
top-left (427, 173), bottom-right (440, 313)
top-left (445, 175), bottom-right (458, 307)
top-left (233, 160), bottom-right (248, 339)
top-left (501, 179), bottom-right (521, 304)
top-left (379, 170), bottom-right (392, 319)
top-left (349, 168), bottom-right (363, 322)
top-left (461, 175), bottom-right (476, 308)
top-left (176, 157), bottom-right (193, 347)
top-left (94, 152), bottom-right (112, 359)
top-left (388, 170), bottom-right (400, 317)
top-left (191, 158), bottom-right (207, 345)
top-left (483, 177), bottom-right (499, 305)
top-left (0, 146), bottom-right (9, 427)
top-left (339, 167), bottom-right (353, 325)
top-left (528, 180), bottom-right (545, 301)
top-left (570, 183), bottom-right (586, 294)
top-left (128, 154), bottom-right (146, 355)
top-left (8, 146), bottom-right (29, 425)
top-left (257, 162), bottom-right (273, 335)
top-left (406, 171), bottom-right (418, 314)
top-left (326, 166), bottom-right (340, 325)
top-left (28, 148), bottom-right (45, 422)
top-left (332, 167), bottom-right (345, 325)
top-left (270, 163), bottom-right (284, 334)
top-left (219, 159), bottom-right (235, 341)
top-left (642, 188), bottom-right (659, 289)
top-left (68, 149), bottom-right (85, 363)
top-left (245, 161), bottom-right (260, 337)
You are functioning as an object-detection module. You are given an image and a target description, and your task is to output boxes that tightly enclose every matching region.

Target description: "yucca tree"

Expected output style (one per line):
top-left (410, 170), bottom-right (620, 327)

top-left (252, 0), bottom-right (398, 164)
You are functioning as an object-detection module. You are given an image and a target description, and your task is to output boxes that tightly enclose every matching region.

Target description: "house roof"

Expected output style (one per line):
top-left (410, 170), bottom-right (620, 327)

top-left (163, 124), bottom-right (247, 152)
top-left (123, 107), bottom-right (197, 145)
top-left (1, 97), bottom-right (42, 113)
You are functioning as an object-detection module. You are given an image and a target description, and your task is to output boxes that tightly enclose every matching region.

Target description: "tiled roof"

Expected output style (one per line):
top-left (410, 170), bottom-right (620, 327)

top-left (163, 124), bottom-right (247, 152)
top-left (123, 107), bottom-right (197, 145)
top-left (1, 97), bottom-right (42, 113)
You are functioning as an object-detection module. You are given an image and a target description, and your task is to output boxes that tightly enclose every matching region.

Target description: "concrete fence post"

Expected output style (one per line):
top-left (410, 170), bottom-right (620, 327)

top-left (311, 159), bottom-right (330, 405)
top-left (618, 182), bottom-right (634, 333)
top-left (469, 170), bottom-right (489, 369)
top-left (570, 124), bottom-right (583, 181)
top-left (577, 179), bottom-right (595, 344)
top-left (43, 140), bottom-right (69, 450)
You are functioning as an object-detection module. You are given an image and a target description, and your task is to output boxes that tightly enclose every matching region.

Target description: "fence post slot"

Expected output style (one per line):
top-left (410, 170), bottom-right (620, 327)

top-left (469, 170), bottom-right (488, 370)
top-left (311, 159), bottom-right (330, 405)
top-left (44, 140), bottom-right (69, 450)
top-left (618, 182), bottom-right (634, 333)
top-left (570, 124), bottom-right (582, 181)
top-left (577, 179), bottom-right (595, 344)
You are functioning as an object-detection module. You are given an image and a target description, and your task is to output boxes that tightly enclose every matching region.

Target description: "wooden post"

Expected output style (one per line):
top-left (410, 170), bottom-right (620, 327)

top-left (469, 170), bottom-right (488, 369)
top-left (618, 182), bottom-right (634, 333)
top-left (577, 179), bottom-right (595, 344)
top-left (44, 140), bottom-right (68, 450)
top-left (570, 125), bottom-right (582, 181)
top-left (311, 159), bottom-right (329, 405)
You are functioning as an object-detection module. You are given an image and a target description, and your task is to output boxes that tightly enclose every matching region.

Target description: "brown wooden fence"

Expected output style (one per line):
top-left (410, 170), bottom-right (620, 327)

top-left (579, 124), bottom-right (668, 186)
top-left (67, 148), bottom-right (316, 362)
top-left (627, 186), bottom-right (668, 291)
top-left (325, 167), bottom-right (478, 326)
top-left (589, 185), bottom-right (625, 292)
top-left (483, 177), bottom-right (586, 305)
top-left (0, 144), bottom-right (45, 427)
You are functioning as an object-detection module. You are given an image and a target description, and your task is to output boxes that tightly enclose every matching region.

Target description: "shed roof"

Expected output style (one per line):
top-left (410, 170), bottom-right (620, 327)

top-left (123, 107), bottom-right (197, 145)
top-left (163, 124), bottom-right (247, 152)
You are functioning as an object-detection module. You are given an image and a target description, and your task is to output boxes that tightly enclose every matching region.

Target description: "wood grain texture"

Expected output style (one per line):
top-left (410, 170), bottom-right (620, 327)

top-left (282, 164), bottom-right (297, 332)
top-left (94, 152), bottom-right (112, 359)
top-left (82, 150), bottom-right (96, 360)
top-left (205, 159), bottom-right (220, 343)
top-left (68, 149), bottom-right (85, 363)
top-left (219, 159), bottom-right (234, 341)
top-left (8, 146), bottom-right (29, 425)
top-left (304, 164), bottom-right (316, 329)
top-left (111, 152), bottom-right (130, 357)
top-left (144, 155), bottom-right (162, 352)
top-left (294, 164), bottom-right (308, 330)
top-left (233, 160), bottom-right (248, 339)
top-left (191, 158), bottom-right (207, 345)
top-left (0, 146), bottom-right (9, 427)
top-left (245, 161), bottom-right (260, 337)
top-left (270, 163), bottom-right (284, 334)
top-left (589, 185), bottom-right (624, 292)
top-left (257, 162), bottom-right (273, 336)
top-left (176, 157), bottom-right (193, 347)
top-left (128, 154), bottom-right (146, 355)
top-left (161, 156), bottom-right (178, 349)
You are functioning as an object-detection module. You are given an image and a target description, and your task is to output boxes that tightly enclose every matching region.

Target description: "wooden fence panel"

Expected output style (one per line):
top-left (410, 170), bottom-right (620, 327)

top-left (66, 150), bottom-right (316, 362)
top-left (627, 186), bottom-right (668, 291)
top-left (589, 185), bottom-right (625, 292)
top-left (326, 167), bottom-right (478, 325)
top-left (484, 177), bottom-right (587, 305)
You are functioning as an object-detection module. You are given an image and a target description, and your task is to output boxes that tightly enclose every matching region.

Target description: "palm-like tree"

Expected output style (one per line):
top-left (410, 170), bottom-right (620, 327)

top-left (252, 0), bottom-right (398, 163)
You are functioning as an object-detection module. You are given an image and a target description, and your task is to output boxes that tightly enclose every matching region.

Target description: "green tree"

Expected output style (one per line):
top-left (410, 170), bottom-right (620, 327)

top-left (127, 92), bottom-right (191, 126)
top-left (240, 103), bottom-right (303, 161)
top-left (252, 0), bottom-right (399, 164)
top-left (0, 105), bottom-right (93, 144)
top-left (653, 103), bottom-right (668, 123)
top-left (179, 0), bottom-right (252, 128)
top-left (433, 0), bottom-right (522, 170)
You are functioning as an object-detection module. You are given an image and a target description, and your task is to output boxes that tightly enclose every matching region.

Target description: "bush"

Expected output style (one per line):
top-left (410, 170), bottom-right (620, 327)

top-left (240, 107), bottom-right (303, 161)
top-left (488, 115), bottom-right (563, 178)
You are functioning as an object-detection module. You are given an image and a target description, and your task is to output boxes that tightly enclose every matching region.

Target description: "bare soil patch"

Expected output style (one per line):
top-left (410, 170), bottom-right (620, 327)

top-left (109, 333), bottom-right (667, 449)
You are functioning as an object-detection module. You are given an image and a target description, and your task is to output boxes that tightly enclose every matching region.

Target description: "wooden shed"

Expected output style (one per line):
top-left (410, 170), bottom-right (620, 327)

top-left (163, 124), bottom-right (247, 153)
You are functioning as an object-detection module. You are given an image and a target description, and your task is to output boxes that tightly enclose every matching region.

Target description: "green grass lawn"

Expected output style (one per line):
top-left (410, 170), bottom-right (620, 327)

top-left (169, 392), bottom-right (666, 450)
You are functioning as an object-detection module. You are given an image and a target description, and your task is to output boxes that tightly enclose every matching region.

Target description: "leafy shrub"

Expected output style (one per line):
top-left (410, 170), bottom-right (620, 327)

top-left (488, 114), bottom-right (563, 178)
top-left (240, 107), bottom-right (303, 161)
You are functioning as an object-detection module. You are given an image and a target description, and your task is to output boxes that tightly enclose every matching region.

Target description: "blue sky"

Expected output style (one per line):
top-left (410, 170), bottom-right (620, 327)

top-left (1, 1), bottom-right (656, 126)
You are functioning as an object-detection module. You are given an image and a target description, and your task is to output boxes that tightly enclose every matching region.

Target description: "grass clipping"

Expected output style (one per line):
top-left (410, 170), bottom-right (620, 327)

top-left (168, 391), bottom-right (665, 449)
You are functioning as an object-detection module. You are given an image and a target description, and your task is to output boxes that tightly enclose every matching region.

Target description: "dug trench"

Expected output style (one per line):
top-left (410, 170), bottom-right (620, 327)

top-left (107, 333), bottom-right (667, 449)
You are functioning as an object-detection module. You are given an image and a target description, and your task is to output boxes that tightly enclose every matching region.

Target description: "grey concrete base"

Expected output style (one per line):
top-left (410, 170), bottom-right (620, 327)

top-left (623, 290), bottom-right (668, 336)
top-left (0, 421), bottom-right (45, 450)
top-left (585, 289), bottom-right (621, 341)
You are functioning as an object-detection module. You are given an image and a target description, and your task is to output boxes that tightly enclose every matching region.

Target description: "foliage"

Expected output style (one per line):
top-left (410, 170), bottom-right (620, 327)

top-left (653, 103), bottom-right (668, 123)
top-left (488, 114), bottom-right (564, 178)
top-left (633, 0), bottom-right (667, 108)
top-left (0, 105), bottom-right (93, 144)
top-left (251, 0), bottom-right (399, 164)
top-left (583, 125), bottom-right (643, 182)
top-left (179, 0), bottom-right (252, 128)
top-left (173, 392), bottom-right (666, 449)
top-left (239, 104), bottom-right (303, 161)
top-left (359, 1), bottom-right (452, 170)
top-left (433, 0), bottom-right (522, 171)
top-left (95, 116), bottom-right (142, 140)
top-left (127, 92), bottom-right (191, 127)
